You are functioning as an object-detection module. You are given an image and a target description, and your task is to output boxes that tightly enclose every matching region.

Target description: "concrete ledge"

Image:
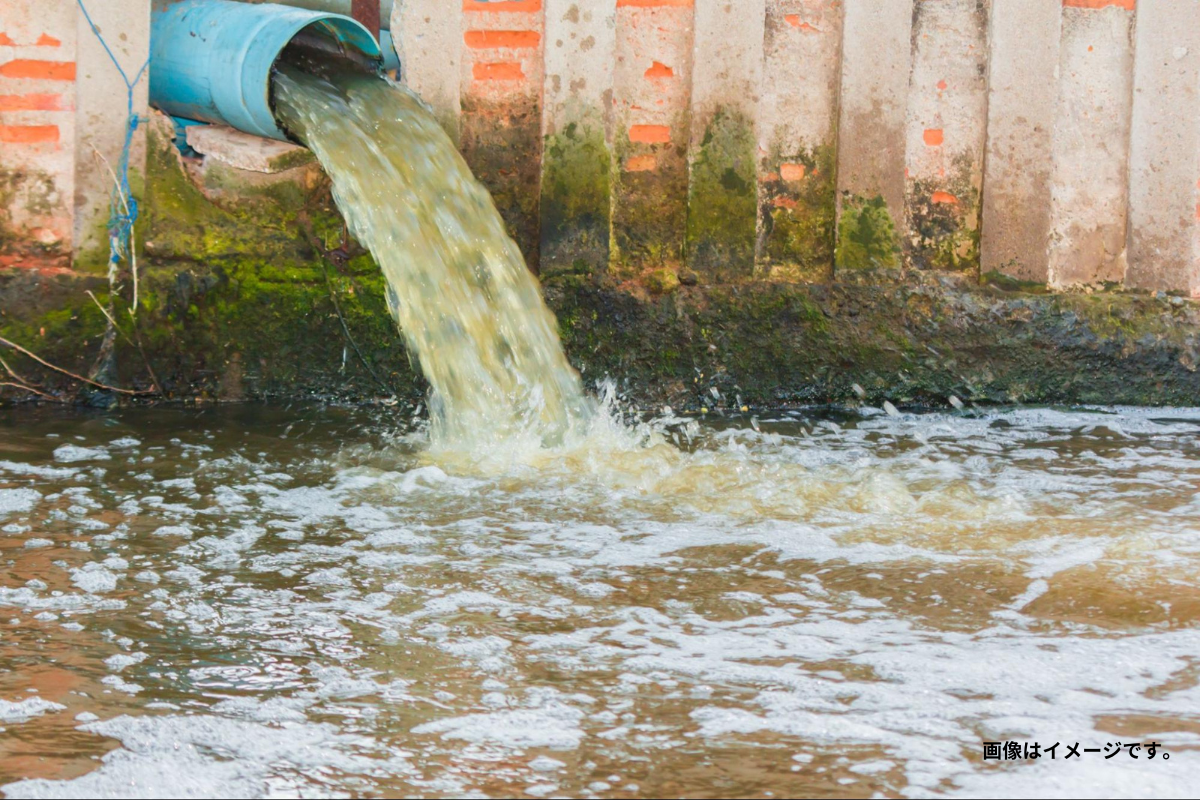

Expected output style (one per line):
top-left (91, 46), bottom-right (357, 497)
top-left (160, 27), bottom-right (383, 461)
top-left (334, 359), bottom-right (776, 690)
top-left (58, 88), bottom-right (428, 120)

top-left (186, 125), bottom-right (315, 174)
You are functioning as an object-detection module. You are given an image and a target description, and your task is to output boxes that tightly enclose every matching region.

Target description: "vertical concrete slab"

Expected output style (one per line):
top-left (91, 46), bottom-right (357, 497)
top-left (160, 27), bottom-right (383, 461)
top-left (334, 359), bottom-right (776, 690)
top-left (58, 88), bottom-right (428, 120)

top-left (610, 0), bottom-right (695, 275)
top-left (459, 0), bottom-right (546, 269)
top-left (979, 0), bottom-right (1061, 282)
top-left (756, 0), bottom-right (843, 281)
top-left (0, 0), bottom-right (78, 264)
top-left (685, 0), bottom-right (764, 281)
top-left (1046, 0), bottom-right (1136, 288)
top-left (903, 0), bottom-right (991, 273)
top-left (74, 0), bottom-right (152, 270)
top-left (1124, 1), bottom-right (1200, 295)
top-left (393, 0), bottom-right (463, 141)
top-left (540, 0), bottom-right (616, 275)
top-left (835, 0), bottom-right (914, 271)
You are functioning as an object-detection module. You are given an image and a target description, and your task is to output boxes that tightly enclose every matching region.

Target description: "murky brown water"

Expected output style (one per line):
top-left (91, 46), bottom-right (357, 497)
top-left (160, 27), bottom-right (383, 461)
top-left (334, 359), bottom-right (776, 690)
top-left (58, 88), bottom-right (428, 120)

top-left (1, 403), bottom-right (1199, 798)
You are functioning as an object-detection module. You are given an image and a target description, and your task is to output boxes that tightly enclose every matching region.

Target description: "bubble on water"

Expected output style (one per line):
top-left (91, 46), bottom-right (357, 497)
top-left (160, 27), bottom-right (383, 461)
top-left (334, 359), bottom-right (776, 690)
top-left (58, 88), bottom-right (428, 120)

top-left (0, 698), bottom-right (65, 723)
top-left (0, 488), bottom-right (40, 519)
top-left (52, 445), bottom-right (109, 463)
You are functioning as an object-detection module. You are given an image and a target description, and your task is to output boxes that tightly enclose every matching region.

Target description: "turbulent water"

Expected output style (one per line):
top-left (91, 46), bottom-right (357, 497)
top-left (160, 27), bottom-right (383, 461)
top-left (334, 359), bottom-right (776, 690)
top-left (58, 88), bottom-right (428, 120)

top-left (2, 405), bottom-right (1200, 797)
top-left (273, 65), bottom-right (590, 453)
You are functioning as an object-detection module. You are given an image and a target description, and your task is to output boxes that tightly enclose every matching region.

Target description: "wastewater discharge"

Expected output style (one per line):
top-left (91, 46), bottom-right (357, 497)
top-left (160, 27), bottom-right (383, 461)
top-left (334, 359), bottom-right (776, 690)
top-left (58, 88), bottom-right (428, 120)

top-left (274, 65), bottom-right (592, 453)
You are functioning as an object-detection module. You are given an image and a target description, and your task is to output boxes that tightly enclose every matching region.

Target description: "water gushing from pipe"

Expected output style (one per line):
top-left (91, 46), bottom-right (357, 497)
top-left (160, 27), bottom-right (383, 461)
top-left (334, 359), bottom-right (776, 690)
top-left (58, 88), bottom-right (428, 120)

top-left (273, 65), bottom-right (593, 453)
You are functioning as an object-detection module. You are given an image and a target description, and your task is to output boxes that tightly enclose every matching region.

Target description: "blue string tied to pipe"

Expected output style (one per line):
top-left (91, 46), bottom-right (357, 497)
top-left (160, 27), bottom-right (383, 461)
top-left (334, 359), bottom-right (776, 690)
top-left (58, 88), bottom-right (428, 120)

top-left (75, 0), bottom-right (150, 273)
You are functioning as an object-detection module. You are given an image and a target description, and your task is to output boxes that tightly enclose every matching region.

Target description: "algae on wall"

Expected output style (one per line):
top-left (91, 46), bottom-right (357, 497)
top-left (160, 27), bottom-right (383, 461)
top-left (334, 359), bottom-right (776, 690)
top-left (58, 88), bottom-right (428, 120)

top-left (757, 142), bottom-right (837, 282)
top-left (685, 110), bottom-right (758, 282)
top-left (836, 194), bottom-right (900, 271)
top-left (539, 115), bottom-right (612, 276)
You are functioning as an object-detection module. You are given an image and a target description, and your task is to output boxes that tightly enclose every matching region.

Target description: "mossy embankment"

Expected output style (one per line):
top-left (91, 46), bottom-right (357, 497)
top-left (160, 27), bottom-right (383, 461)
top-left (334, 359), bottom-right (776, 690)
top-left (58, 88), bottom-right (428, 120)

top-left (3, 118), bottom-right (1200, 410)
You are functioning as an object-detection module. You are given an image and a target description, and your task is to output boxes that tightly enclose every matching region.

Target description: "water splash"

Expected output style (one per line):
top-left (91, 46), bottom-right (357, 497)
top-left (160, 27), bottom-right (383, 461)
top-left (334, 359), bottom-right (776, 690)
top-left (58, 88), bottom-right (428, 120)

top-left (273, 66), bottom-right (592, 452)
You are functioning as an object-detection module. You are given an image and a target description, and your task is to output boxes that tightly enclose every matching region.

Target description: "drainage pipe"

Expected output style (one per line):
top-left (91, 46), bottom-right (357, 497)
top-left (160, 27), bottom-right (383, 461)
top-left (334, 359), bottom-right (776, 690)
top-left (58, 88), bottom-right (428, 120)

top-left (149, 0), bottom-right (382, 142)
top-left (242, 1), bottom-right (399, 69)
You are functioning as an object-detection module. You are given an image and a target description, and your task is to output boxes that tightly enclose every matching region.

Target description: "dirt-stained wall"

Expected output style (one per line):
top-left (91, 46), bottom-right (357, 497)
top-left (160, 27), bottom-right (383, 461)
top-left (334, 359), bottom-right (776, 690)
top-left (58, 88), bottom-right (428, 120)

top-left (4, 0), bottom-right (1200, 295)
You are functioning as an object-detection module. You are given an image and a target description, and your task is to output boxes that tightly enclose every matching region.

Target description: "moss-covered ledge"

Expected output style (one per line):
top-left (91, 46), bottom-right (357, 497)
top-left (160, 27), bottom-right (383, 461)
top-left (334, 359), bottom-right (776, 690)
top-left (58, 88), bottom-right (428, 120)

top-left (4, 259), bottom-right (1200, 409)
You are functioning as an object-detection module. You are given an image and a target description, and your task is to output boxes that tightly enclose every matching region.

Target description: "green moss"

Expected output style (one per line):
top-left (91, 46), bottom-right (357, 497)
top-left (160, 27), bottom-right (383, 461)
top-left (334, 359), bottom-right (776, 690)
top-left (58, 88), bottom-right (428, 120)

top-left (610, 117), bottom-right (690, 277)
top-left (539, 115), bottom-right (611, 275)
top-left (685, 110), bottom-right (758, 280)
top-left (836, 195), bottom-right (900, 270)
top-left (644, 268), bottom-right (681, 295)
top-left (758, 142), bottom-right (837, 281)
top-left (906, 153), bottom-right (981, 272)
top-left (982, 270), bottom-right (1049, 293)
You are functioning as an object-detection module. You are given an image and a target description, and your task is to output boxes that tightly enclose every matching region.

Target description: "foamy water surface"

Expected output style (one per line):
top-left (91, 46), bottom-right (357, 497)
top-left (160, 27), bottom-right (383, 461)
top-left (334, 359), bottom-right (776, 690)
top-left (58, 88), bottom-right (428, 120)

top-left (1, 403), bottom-right (1198, 798)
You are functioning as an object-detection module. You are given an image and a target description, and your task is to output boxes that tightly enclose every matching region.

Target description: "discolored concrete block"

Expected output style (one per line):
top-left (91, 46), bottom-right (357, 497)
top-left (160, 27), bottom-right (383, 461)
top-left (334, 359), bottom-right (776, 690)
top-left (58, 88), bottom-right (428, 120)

top-left (610, 0), bottom-right (696, 275)
top-left (1125, 0), bottom-right (1200, 296)
top-left (458, 0), bottom-right (547, 269)
top-left (903, 0), bottom-right (990, 273)
top-left (685, 0), bottom-right (764, 281)
top-left (539, 0), bottom-right (617, 275)
top-left (394, 0), bottom-right (463, 141)
top-left (756, 0), bottom-right (843, 281)
top-left (1046, 0), bottom-right (1136, 289)
top-left (73, 0), bottom-right (152, 269)
top-left (835, 0), bottom-right (913, 271)
top-left (0, 0), bottom-right (79, 263)
top-left (980, 0), bottom-right (1062, 283)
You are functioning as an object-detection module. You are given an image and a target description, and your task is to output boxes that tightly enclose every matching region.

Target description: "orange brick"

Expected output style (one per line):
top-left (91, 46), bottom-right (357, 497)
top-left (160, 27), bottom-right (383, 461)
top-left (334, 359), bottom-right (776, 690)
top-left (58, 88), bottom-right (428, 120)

top-left (644, 61), bottom-right (674, 79)
top-left (628, 124), bottom-right (671, 144)
top-left (0, 33), bottom-right (15, 46)
top-left (625, 155), bottom-right (657, 172)
top-left (36, 33), bottom-right (61, 47)
top-left (931, 191), bottom-right (958, 205)
top-left (473, 61), bottom-right (526, 81)
top-left (923, 128), bottom-right (944, 146)
top-left (618, 0), bottom-right (693, 6)
top-left (1062, 0), bottom-right (1135, 9)
top-left (463, 0), bottom-right (542, 12)
top-left (464, 30), bottom-right (541, 49)
top-left (784, 14), bottom-right (819, 31)
top-left (0, 125), bottom-right (59, 143)
top-left (0, 60), bottom-right (76, 81)
top-left (0, 93), bottom-right (65, 111)
top-left (780, 163), bottom-right (806, 181)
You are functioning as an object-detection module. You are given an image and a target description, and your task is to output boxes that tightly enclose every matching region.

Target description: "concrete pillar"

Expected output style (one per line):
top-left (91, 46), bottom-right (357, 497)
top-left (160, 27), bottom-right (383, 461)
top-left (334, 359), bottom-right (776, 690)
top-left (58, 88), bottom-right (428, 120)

top-left (610, 0), bottom-right (696, 276)
top-left (1125, 0), bottom-right (1200, 296)
top-left (393, 0), bottom-right (463, 141)
top-left (684, 0), bottom-right (764, 281)
top-left (903, 0), bottom-right (991, 273)
top-left (834, 0), bottom-right (914, 271)
top-left (0, 0), bottom-right (78, 265)
top-left (458, 0), bottom-right (546, 269)
top-left (539, 0), bottom-right (617, 275)
top-left (756, 0), bottom-right (843, 281)
top-left (979, 0), bottom-right (1062, 282)
top-left (73, 0), bottom-right (152, 271)
top-left (1046, 0), bottom-right (1136, 288)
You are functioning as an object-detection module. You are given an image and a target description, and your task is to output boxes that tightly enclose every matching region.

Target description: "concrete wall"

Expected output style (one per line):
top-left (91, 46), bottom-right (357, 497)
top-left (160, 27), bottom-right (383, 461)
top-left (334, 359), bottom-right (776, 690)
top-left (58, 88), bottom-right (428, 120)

top-left (7, 0), bottom-right (1200, 297)
top-left (1, 0), bottom-right (150, 270)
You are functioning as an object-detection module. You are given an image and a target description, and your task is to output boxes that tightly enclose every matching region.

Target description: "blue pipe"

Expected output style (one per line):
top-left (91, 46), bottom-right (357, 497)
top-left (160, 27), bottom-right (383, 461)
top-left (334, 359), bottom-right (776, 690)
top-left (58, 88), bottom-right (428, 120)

top-left (149, 0), bottom-right (382, 142)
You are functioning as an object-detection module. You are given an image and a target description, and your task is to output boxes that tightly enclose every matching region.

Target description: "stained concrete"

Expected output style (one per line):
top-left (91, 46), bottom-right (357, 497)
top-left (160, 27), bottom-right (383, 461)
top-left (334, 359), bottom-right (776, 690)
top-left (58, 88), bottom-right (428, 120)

top-left (1125, 1), bottom-right (1200, 296)
top-left (980, 0), bottom-right (1062, 283)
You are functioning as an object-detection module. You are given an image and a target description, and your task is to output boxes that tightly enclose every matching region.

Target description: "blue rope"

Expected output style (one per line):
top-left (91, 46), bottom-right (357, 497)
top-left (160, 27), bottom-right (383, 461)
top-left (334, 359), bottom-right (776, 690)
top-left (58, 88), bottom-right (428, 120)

top-left (75, 0), bottom-right (150, 271)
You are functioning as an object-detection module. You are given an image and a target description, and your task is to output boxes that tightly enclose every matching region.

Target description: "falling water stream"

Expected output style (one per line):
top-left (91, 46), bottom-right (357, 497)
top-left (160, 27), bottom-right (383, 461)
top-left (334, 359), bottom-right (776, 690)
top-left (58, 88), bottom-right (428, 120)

top-left (274, 64), bottom-right (591, 455)
top-left (1, 68), bottom-right (1198, 798)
